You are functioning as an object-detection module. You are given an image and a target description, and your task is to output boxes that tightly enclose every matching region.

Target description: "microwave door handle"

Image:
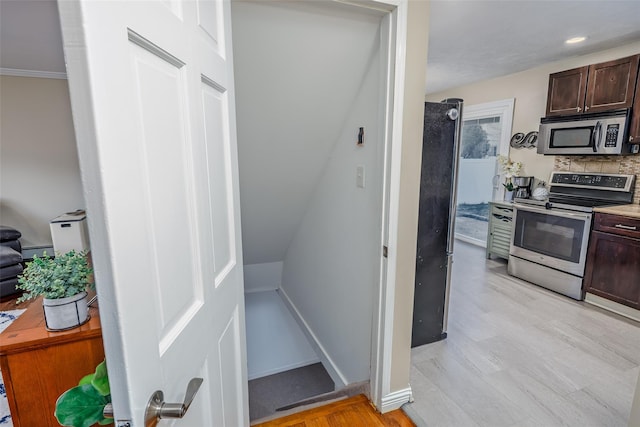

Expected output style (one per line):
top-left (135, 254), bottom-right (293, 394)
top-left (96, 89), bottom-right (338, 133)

top-left (592, 121), bottom-right (602, 153)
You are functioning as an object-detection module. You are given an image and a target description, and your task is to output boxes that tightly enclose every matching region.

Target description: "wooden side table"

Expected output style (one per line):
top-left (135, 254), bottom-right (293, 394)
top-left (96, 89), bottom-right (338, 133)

top-left (0, 297), bottom-right (104, 427)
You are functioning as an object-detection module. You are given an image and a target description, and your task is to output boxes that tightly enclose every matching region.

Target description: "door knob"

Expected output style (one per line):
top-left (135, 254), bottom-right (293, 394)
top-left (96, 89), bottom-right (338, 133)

top-left (145, 378), bottom-right (203, 427)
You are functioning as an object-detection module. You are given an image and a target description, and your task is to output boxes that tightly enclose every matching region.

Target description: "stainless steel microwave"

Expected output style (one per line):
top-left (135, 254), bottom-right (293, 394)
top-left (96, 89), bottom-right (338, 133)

top-left (537, 109), bottom-right (638, 155)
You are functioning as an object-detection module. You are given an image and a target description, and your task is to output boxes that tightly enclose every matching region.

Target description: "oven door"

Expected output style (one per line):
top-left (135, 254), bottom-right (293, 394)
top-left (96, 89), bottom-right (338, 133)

top-left (510, 204), bottom-right (592, 276)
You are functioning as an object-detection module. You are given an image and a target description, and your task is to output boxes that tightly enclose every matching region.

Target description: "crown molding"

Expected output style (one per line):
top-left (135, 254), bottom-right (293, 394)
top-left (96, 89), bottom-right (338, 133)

top-left (0, 68), bottom-right (67, 79)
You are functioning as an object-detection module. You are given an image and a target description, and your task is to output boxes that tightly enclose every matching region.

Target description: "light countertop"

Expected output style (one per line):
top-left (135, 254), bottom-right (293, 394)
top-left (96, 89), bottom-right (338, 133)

top-left (593, 204), bottom-right (640, 219)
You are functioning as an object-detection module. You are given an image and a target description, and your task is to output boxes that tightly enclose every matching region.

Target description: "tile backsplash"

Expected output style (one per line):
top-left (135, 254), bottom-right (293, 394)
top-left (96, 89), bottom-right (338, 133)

top-left (554, 155), bottom-right (640, 205)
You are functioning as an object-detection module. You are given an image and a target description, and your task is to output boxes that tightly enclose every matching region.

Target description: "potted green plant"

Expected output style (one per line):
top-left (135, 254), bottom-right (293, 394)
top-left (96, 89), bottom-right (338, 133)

top-left (502, 181), bottom-right (515, 202)
top-left (497, 155), bottom-right (522, 202)
top-left (55, 360), bottom-right (112, 427)
top-left (17, 250), bottom-right (94, 331)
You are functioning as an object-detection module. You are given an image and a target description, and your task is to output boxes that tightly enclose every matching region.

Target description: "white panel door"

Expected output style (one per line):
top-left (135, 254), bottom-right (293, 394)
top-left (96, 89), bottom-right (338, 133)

top-left (58, 0), bottom-right (248, 425)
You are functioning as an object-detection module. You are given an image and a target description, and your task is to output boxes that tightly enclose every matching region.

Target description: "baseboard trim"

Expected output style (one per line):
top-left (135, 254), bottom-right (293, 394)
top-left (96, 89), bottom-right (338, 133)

top-left (585, 293), bottom-right (640, 322)
top-left (21, 246), bottom-right (54, 260)
top-left (0, 68), bottom-right (67, 80)
top-left (278, 288), bottom-right (348, 388)
top-left (380, 387), bottom-right (413, 413)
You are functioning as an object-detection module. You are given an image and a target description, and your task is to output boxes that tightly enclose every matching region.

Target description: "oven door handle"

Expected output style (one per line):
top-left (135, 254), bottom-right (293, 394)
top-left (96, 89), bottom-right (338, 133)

top-left (514, 204), bottom-right (592, 221)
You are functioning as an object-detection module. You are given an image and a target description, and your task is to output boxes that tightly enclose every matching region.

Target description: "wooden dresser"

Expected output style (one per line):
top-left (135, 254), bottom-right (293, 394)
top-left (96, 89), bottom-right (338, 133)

top-left (0, 297), bottom-right (104, 426)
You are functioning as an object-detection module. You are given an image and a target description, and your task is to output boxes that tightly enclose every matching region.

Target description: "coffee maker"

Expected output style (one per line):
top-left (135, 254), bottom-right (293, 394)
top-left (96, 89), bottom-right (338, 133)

top-left (513, 176), bottom-right (533, 199)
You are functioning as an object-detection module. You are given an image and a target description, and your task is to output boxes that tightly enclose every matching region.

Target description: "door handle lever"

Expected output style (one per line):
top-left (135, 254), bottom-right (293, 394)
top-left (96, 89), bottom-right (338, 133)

top-left (145, 378), bottom-right (203, 427)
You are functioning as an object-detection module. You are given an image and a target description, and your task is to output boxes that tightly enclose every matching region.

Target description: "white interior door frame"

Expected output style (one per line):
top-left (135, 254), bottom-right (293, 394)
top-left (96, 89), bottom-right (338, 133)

top-left (61, 0), bottom-right (410, 419)
top-left (337, 0), bottom-right (412, 413)
top-left (329, 0), bottom-right (412, 412)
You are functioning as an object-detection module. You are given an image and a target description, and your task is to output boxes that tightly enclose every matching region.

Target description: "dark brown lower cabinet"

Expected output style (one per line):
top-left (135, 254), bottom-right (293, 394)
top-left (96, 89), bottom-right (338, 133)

top-left (584, 213), bottom-right (640, 310)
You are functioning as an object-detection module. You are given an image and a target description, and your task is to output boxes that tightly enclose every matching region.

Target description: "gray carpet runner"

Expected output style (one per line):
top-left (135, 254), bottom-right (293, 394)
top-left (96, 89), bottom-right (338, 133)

top-left (249, 362), bottom-right (334, 421)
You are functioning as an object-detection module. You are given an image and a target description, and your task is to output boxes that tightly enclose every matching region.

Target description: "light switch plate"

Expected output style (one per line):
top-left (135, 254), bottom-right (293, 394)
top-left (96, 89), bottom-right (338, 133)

top-left (356, 165), bottom-right (365, 188)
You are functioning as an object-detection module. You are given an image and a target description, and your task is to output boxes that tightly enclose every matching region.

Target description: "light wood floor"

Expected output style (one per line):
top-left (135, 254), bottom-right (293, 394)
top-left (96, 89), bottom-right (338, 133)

top-left (409, 241), bottom-right (640, 427)
top-left (253, 394), bottom-right (415, 427)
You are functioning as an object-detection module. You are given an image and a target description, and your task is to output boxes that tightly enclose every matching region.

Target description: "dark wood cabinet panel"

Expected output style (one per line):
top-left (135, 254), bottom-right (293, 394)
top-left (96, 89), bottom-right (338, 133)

top-left (546, 66), bottom-right (588, 116)
top-left (545, 54), bottom-right (640, 119)
top-left (585, 54), bottom-right (640, 114)
top-left (629, 65), bottom-right (640, 143)
top-left (584, 213), bottom-right (640, 310)
top-left (593, 212), bottom-right (640, 238)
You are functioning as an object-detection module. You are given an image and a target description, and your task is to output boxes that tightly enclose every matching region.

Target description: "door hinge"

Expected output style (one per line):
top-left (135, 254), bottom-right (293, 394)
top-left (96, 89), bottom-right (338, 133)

top-left (383, 246), bottom-right (388, 258)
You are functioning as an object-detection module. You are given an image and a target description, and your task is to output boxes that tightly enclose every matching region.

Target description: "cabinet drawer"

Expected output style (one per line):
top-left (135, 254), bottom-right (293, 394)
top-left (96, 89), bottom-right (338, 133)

top-left (594, 213), bottom-right (640, 238)
top-left (491, 213), bottom-right (513, 226)
top-left (491, 204), bottom-right (514, 218)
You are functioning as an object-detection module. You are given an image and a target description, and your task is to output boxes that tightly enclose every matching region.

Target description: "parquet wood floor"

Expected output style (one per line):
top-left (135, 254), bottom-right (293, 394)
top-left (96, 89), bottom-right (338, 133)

top-left (253, 394), bottom-right (415, 427)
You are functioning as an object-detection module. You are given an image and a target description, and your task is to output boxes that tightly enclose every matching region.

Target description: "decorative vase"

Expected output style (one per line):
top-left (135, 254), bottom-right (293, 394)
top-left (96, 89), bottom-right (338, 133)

top-left (504, 190), bottom-right (515, 202)
top-left (533, 182), bottom-right (549, 201)
top-left (42, 291), bottom-right (90, 331)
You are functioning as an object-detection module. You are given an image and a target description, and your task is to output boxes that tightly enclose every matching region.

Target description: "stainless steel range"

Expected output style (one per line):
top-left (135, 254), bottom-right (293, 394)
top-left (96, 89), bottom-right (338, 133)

top-left (508, 172), bottom-right (636, 300)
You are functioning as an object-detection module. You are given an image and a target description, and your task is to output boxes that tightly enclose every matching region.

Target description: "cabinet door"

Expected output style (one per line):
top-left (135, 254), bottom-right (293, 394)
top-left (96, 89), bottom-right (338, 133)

top-left (585, 54), bottom-right (640, 114)
top-left (584, 230), bottom-right (640, 310)
top-left (546, 66), bottom-right (589, 116)
top-left (629, 64), bottom-right (640, 144)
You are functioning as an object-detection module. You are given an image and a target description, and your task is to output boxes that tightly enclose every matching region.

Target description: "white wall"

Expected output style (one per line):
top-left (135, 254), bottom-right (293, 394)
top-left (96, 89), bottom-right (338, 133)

top-left (426, 41), bottom-right (640, 184)
top-left (243, 262), bottom-right (282, 293)
top-left (280, 34), bottom-right (381, 385)
top-left (0, 75), bottom-right (84, 246)
top-left (232, 2), bottom-right (384, 266)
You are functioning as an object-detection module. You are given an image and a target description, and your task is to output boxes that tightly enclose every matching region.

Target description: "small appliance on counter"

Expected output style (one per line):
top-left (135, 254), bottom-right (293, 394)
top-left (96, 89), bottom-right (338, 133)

top-left (513, 176), bottom-right (533, 199)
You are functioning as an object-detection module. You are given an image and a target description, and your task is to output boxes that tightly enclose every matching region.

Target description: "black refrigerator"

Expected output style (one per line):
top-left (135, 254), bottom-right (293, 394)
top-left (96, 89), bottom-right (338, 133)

top-left (411, 99), bottom-right (463, 348)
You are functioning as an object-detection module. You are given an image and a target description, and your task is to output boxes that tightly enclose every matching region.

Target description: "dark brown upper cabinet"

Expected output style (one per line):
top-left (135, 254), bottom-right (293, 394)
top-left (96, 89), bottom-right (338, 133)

top-left (585, 54), bottom-right (640, 114)
top-left (546, 54), bottom-right (640, 117)
top-left (629, 64), bottom-right (640, 143)
top-left (546, 66), bottom-right (589, 116)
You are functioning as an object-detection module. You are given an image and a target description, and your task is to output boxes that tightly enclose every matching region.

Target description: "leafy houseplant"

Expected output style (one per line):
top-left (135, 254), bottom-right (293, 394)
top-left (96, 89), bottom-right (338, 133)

top-left (497, 155), bottom-right (522, 201)
top-left (55, 360), bottom-right (112, 427)
top-left (17, 250), bottom-right (93, 301)
top-left (17, 250), bottom-right (94, 330)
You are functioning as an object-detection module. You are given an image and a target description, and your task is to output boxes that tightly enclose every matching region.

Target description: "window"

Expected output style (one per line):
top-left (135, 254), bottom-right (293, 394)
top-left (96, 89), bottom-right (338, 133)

top-left (455, 99), bottom-right (514, 246)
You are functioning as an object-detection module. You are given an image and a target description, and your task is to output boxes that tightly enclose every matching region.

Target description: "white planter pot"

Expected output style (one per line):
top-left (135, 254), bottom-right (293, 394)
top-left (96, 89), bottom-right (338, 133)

top-left (504, 190), bottom-right (515, 202)
top-left (42, 291), bottom-right (89, 331)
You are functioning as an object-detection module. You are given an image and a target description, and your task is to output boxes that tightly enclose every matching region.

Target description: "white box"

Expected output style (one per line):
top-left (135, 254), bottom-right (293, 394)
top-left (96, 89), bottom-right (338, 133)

top-left (50, 211), bottom-right (90, 254)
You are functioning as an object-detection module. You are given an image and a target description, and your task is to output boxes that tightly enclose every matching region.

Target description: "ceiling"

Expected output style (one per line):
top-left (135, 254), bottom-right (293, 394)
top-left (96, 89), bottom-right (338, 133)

top-left (1, 0), bottom-right (640, 93)
top-left (425, 0), bottom-right (640, 94)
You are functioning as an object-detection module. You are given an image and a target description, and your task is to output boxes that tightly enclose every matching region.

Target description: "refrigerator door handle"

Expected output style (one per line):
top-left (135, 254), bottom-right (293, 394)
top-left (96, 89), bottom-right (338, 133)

top-left (446, 100), bottom-right (463, 254)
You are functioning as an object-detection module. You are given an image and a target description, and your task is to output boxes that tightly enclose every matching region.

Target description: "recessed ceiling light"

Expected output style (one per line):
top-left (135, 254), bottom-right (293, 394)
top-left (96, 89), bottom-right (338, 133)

top-left (566, 36), bottom-right (587, 44)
